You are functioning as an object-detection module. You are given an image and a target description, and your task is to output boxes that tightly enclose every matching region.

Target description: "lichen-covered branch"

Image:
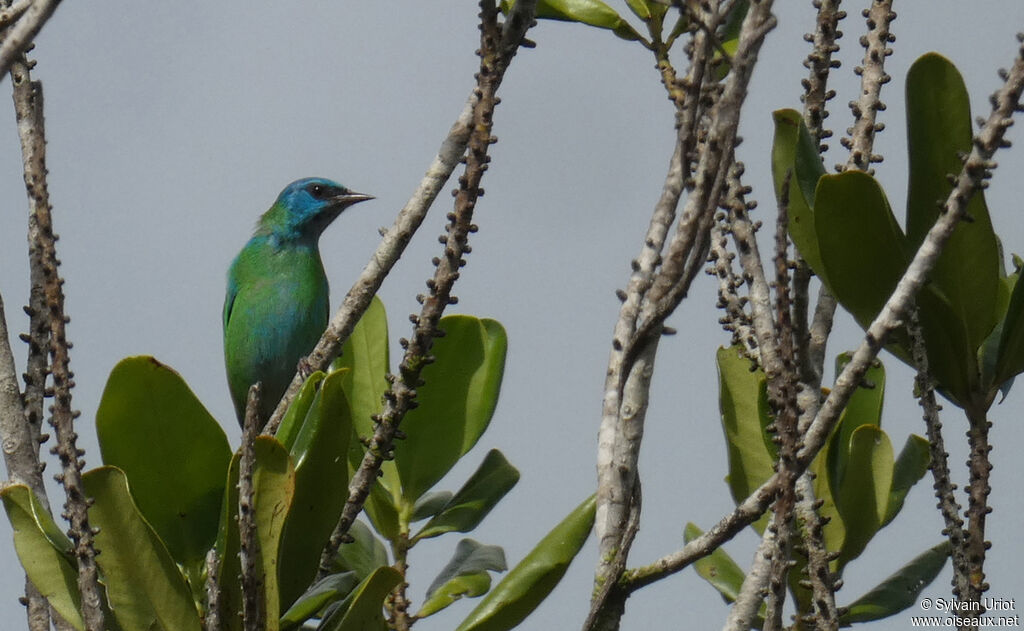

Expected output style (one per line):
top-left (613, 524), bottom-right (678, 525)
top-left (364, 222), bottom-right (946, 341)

top-left (840, 0), bottom-right (894, 172)
top-left (315, 0), bottom-right (536, 578)
top-left (205, 548), bottom-right (221, 631)
top-left (722, 528), bottom-right (776, 631)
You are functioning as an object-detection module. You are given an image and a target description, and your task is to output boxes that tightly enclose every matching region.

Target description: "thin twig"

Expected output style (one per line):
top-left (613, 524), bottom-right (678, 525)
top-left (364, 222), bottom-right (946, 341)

top-left (239, 384), bottom-right (263, 631)
top-left (907, 309), bottom-right (970, 601)
top-left (315, 0), bottom-right (536, 579)
top-left (800, 0), bottom-right (844, 152)
top-left (840, 0), bottom-right (895, 172)
top-left (721, 528), bottom-right (775, 631)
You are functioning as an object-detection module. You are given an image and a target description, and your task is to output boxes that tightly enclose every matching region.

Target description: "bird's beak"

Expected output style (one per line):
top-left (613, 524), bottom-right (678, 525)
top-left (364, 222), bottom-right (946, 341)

top-left (331, 191), bottom-right (375, 206)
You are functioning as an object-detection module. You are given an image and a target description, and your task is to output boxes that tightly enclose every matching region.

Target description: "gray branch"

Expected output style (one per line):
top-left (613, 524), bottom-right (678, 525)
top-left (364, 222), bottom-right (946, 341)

top-left (840, 0), bottom-right (895, 172)
top-left (239, 384), bottom-right (263, 631)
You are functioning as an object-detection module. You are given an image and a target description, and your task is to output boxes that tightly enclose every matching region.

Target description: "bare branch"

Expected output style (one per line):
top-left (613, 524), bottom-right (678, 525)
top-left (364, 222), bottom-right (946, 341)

top-left (316, 0), bottom-right (536, 579)
top-left (800, 0), bottom-right (845, 152)
top-left (205, 548), bottom-right (222, 631)
top-left (0, 0), bottom-right (60, 80)
top-left (11, 55), bottom-right (104, 631)
top-left (239, 384), bottom-right (264, 631)
top-left (907, 310), bottom-right (969, 600)
top-left (722, 528), bottom-right (776, 631)
top-left (840, 0), bottom-right (895, 172)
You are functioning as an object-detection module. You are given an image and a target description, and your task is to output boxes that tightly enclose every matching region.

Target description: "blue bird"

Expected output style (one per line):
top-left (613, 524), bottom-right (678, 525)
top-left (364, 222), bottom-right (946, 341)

top-left (223, 177), bottom-right (373, 427)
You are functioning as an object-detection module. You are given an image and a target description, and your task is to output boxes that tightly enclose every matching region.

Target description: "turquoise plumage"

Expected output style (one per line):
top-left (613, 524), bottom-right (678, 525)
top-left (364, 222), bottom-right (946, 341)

top-left (223, 177), bottom-right (373, 426)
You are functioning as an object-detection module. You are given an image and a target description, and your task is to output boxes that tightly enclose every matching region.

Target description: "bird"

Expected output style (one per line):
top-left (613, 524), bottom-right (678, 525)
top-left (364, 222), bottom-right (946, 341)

top-left (223, 177), bottom-right (373, 427)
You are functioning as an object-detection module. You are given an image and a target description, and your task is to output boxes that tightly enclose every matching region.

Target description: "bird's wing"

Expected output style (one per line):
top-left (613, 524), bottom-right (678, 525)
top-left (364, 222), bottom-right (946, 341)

top-left (223, 274), bottom-right (239, 331)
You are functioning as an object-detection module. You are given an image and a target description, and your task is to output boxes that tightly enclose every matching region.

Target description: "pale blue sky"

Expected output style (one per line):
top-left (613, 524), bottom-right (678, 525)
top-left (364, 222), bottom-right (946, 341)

top-left (1, 3), bottom-right (1023, 629)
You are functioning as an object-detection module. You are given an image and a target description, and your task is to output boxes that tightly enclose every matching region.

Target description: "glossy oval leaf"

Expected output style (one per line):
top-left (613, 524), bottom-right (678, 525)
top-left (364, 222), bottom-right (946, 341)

top-left (772, 109), bottom-right (827, 276)
top-left (716, 346), bottom-right (775, 532)
top-left (278, 370), bottom-right (353, 610)
top-left (319, 566), bottom-right (402, 631)
top-left (83, 466), bottom-right (202, 631)
top-left (215, 437), bottom-right (295, 631)
top-left (455, 494), bottom-right (594, 631)
top-left (883, 434), bottom-right (931, 527)
top-left (995, 267), bottom-right (1024, 386)
top-left (683, 522), bottom-right (746, 603)
top-left (418, 539), bottom-right (507, 618)
top-left (815, 171), bottom-right (909, 330)
top-left (834, 425), bottom-right (894, 570)
top-left (827, 354), bottom-right (886, 496)
top-left (841, 542), bottom-right (951, 624)
top-left (276, 371), bottom-right (326, 451)
top-left (916, 286), bottom-right (977, 406)
top-left (96, 356), bottom-right (232, 570)
top-left (334, 296), bottom-right (404, 533)
top-left (397, 316), bottom-right (507, 503)
top-left (411, 491), bottom-right (454, 523)
top-left (280, 572), bottom-right (360, 631)
top-left (1, 485), bottom-right (84, 630)
top-left (415, 449), bottom-right (520, 541)
top-left (906, 53), bottom-right (999, 351)
top-left (530, 0), bottom-right (643, 41)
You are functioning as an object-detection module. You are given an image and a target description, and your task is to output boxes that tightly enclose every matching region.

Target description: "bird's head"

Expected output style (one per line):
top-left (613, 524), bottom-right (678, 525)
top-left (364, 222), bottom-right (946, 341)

top-left (258, 177), bottom-right (374, 243)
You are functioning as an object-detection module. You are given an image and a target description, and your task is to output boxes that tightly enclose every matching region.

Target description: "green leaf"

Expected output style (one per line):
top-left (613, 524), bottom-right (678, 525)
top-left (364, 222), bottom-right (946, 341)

top-left (333, 520), bottom-right (390, 582)
top-left (280, 572), bottom-right (360, 631)
top-left (827, 354), bottom-right (886, 497)
top-left (906, 53), bottom-right (999, 351)
top-left (411, 491), bottom-right (454, 523)
top-left (334, 296), bottom-right (402, 539)
top-left (683, 523), bottom-right (746, 603)
top-left (278, 370), bottom-right (353, 610)
top-left (397, 316), bottom-right (507, 503)
top-left (815, 171), bottom-right (909, 329)
top-left (83, 466), bottom-right (202, 631)
top-left (534, 0), bottom-right (643, 41)
top-left (455, 494), bottom-right (594, 631)
top-left (418, 539), bottom-right (507, 618)
top-left (96, 356), bottom-right (232, 570)
top-left (276, 372), bottom-right (326, 451)
top-left (415, 449), bottom-right (520, 541)
top-left (883, 434), bottom-right (931, 527)
top-left (216, 437), bottom-right (295, 631)
top-left (771, 109), bottom-right (828, 277)
top-left (716, 346), bottom-right (775, 532)
top-left (623, 0), bottom-right (650, 19)
top-left (1, 485), bottom-right (84, 631)
top-left (916, 286), bottom-right (977, 406)
top-left (995, 266), bottom-right (1024, 386)
top-left (319, 566), bottom-right (402, 631)
top-left (833, 425), bottom-right (894, 569)
top-left (841, 542), bottom-right (951, 624)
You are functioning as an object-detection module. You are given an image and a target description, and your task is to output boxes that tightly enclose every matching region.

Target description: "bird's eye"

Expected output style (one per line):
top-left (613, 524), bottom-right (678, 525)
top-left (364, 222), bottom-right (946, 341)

top-left (310, 184), bottom-right (324, 198)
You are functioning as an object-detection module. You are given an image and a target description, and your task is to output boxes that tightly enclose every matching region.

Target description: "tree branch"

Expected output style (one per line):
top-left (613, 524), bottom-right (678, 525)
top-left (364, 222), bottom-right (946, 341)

top-left (315, 0), bottom-right (536, 578)
top-left (622, 41), bottom-right (1024, 588)
top-left (10, 53), bottom-right (104, 631)
top-left (239, 384), bottom-right (264, 631)
top-left (840, 0), bottom-right (894, 172)
top-left (0, 0), bottom-right (60, 81)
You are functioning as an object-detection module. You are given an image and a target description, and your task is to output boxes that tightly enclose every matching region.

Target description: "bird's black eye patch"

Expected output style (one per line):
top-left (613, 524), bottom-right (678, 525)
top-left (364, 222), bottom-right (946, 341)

top-left (307, 182), bottom-right (346, 200)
